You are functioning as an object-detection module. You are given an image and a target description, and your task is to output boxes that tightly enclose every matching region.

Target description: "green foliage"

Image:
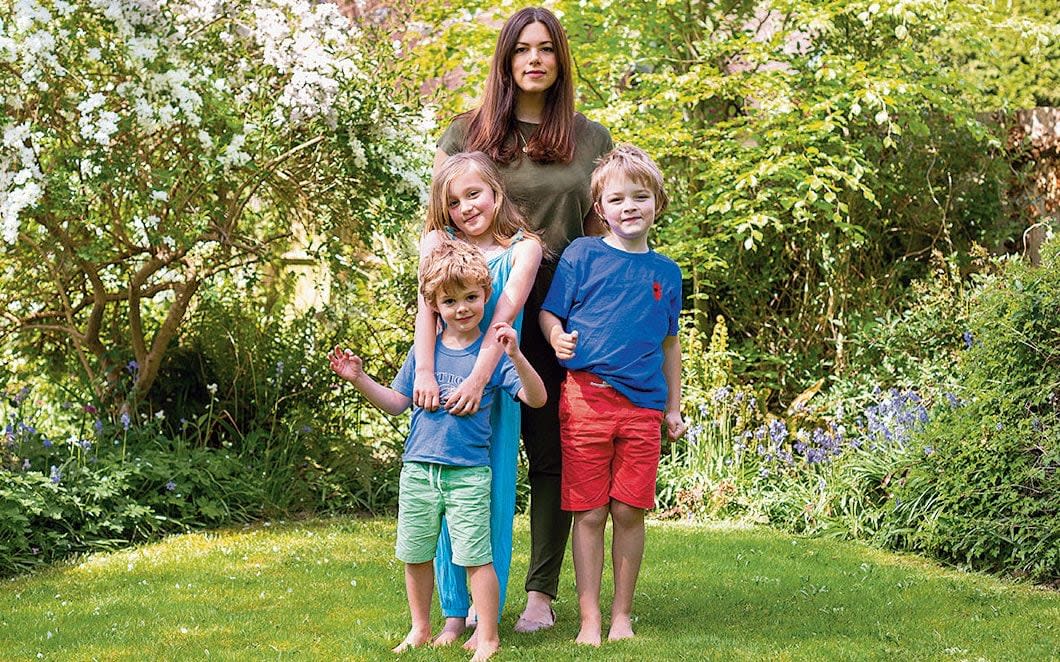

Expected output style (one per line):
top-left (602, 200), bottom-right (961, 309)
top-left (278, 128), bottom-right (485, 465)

top-left (551, 0), bottom-right (1049, 397)
top-left (883, 240), bottom-right (1060, 582)
top-left (0, 0), bottom-right (432, 409)
top-left (0, 441), bottom-right (261, 577)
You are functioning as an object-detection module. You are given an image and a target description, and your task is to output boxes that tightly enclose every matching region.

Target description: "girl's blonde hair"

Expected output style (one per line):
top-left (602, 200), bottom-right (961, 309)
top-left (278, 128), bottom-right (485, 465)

top-left (425, 151), bottom-right (544, 251)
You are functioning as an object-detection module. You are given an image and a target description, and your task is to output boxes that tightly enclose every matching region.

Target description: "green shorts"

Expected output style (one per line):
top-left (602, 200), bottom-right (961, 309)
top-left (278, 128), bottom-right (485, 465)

top-left (396, 462), bottom-right (492, 567)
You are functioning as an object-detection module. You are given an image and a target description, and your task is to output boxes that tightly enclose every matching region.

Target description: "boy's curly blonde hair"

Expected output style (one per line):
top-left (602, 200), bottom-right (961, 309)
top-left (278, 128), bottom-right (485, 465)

top-left (419, 239), bottom-right (493, 306)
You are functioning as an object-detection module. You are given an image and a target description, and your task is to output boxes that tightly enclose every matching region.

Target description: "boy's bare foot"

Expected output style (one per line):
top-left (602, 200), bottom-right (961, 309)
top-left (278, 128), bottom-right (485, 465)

top-left (392, 625), bottom-right (431, 653)
top-left (462, 628), bottom-right (478, 651)
top-left (608, 614), bottom-right (635, 641)
top-left (575, 617), bottom-right (602, 647)
top-left (469, 634), bottom-right (500, 661)
top-left (514, 591), bottom-right (555, 633)
top-left (431, 617), bottom-right (466, 646)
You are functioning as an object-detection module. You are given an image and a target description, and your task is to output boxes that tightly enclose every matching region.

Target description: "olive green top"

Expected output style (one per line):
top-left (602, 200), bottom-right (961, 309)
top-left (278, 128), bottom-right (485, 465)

top-left (438, 113), bottom-right (613, 260)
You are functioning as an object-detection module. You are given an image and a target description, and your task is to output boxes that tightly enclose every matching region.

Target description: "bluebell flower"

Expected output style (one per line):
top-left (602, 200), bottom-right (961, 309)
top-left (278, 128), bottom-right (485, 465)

top-left (758, 467), bottom-right (771, 478)
top-left (962, 330), bottom-right (974, 349)
top-left (165, 480), bottom-right (177, 492)
top-left (768, 419), bottom-right (788, 444)
top-left (945, 392), bottom-right (961, 408)
top-left (79, 439), bottom-right (92, 451)
top-left (120, 412), bottom-right (131, 430)
top-left (49, 465), bottom-right (61, 484)
top-left (924, 446), bottom-right (934, 455)
top-left (93, 419), bottom-right (104, 435)
top-left (42, 438), bottom-right (52, 448)
top-left (126, 360), bottom-right (139, 375)
top-left (995, 422), bottom-right (1003, 431)
top-left (14, 386), bottom-right (29, 404)
top-left (713, 386), bottom-right (731, 402)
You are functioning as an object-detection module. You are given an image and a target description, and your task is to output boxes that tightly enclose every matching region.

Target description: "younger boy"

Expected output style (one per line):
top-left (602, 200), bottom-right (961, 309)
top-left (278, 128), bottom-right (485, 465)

top-left (329, 240), bottom-right (546, 662)
top-left (539, 144), bottom-right (686, 647)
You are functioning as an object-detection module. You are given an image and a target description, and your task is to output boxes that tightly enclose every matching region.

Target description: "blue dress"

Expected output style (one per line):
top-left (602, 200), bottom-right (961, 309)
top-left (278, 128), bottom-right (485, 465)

top-left (434, 232), bottom-right (524, 620)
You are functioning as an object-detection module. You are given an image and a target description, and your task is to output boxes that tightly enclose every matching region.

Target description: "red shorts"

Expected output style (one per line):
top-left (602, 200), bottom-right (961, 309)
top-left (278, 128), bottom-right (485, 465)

top-left (559, 371), bottom-right (663, 511)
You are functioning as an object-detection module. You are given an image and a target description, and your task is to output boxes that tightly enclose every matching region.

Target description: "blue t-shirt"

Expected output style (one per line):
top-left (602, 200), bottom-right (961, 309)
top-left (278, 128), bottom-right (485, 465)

top-left (541, 237), bottom-right (682, 410)
top-left (391, 333), bottom-right (523, 466)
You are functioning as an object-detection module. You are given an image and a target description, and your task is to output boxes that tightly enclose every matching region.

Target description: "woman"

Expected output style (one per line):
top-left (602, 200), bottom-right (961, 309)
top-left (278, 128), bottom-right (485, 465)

top-left (416, 6), bottom-right (612, 638)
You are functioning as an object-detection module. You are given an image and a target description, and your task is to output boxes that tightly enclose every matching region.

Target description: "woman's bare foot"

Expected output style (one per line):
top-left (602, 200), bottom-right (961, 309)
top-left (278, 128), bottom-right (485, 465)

top-left (469, 633), bottom-right (500, 661)
top-left (575, 616), bottom-right (602, 647)
top-left (431, 617), bottom-right (466, 646)
top-left (514, 591), bottom-right (555, 633)
top-left (392, 624), bottom-right (431, 653)
top-left (607, 613), bottom-right (635, 641)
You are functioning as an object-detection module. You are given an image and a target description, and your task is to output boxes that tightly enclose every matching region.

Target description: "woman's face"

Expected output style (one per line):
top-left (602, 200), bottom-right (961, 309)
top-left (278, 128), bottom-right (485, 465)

top-left (510, 21), bottom-right (558, 96)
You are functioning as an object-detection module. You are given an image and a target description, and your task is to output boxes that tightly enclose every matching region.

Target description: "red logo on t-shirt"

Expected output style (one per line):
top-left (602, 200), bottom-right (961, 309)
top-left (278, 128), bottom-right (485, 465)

top-left (652, 281), bottom-right (662, 301)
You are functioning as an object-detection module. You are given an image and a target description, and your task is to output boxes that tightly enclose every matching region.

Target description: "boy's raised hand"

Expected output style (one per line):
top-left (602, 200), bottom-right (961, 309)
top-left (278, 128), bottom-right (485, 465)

top-left (328, 345), bottom-right (364, 385)
top-left (552, 329), bottom-right (579, 361)
top-left (492, 322), bottom-right (520, 357)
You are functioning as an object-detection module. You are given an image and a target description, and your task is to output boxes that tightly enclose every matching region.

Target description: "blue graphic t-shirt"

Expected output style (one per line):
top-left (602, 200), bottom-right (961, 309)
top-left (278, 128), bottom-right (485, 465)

top-left (541, 236), bottom-right (682, 410)
top-left (391, 333), bottom-right (523, 466)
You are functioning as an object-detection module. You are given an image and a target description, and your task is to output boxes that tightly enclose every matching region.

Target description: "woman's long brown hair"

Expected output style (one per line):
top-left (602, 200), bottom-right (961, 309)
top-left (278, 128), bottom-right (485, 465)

top-left (462, 7), bottom-right (576, 165)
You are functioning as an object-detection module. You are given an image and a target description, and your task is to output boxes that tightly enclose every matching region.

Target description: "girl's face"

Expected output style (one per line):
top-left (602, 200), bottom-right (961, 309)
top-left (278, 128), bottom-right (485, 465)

top-left (510, 21), bottom-right (558, 96)
top-left (447, 169), bottom-right (497, 239)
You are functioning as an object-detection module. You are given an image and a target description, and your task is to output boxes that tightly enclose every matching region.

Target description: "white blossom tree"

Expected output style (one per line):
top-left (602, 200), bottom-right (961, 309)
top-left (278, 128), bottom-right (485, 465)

top-left (0, 0), bottom-right (432, 408)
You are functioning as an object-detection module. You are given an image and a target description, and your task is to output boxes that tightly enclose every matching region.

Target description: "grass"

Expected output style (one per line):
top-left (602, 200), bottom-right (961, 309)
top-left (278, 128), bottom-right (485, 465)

top-left (1, 516), bottom-right (1057, 661)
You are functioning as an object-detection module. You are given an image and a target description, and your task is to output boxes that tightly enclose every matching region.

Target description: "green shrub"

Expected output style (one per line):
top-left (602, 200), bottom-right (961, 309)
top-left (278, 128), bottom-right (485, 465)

top-left (882, 240), bottom-right (1060, 582)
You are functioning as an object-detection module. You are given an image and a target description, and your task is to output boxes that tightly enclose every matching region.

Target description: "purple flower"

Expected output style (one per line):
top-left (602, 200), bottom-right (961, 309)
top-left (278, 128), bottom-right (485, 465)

top-left (768, 419), bottom-right (788, 445)
top-left (49, 465), bottom-right (61, 484)
top-left (14, 386), bottom-right (30, 404)
top-left (42, 438), bottom-right (52, 448)
top-left (924, 446), bottom-right (934, 455)
top-left (945, 392), bottom-right (961, 408)
top-left (165, 480), bottom-right (177, 492)
top-left (79, 439), bottom-right (92, 451)
top-left (126, 360), bottom-right (139, 375)
top-left (962, 331), bottom-right (974, 349)
top-left (93, 419), bottom-right (104, 435)
top-left (83, 404), bottom-right (98, 415)
top-left (120, 412), bottom-right (131, 430)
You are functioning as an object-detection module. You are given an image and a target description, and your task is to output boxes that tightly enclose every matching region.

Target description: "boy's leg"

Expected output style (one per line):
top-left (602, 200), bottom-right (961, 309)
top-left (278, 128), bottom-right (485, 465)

top-left (393, 561), bottom-right (434, 653)
top-left (571, 505), bottom-right (609, 647)
top-left (466, 564), bottom-right (500, 661)
top-left (432, 519), bottom-right (468, 645)
top-left (608, 500), bottom-right (645, 641)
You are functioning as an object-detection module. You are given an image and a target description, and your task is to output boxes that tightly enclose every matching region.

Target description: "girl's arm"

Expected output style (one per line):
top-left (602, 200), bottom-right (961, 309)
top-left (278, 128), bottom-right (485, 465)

top-left (444, 238), bottom-right (543, 416)
top-left (412, 230), bottom-right (447, 411)
top-left (662, 335), bottom-right (686, 439)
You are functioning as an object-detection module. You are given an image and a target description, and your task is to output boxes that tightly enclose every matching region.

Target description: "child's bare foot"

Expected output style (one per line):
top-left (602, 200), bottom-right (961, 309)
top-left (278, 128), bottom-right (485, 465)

top-left (465, 604), bottom-right (478, 629)
top-left (575, 617), bottom-right (602, 647)
top-left (608, 614), bottom-right (635, 641)
top-left (462, 628), bottom-right (478, 651)
top-left (469, 634), bottom-right (500, 661)
top-left (431, 617), bottom-right (466, 646)
top-left (392, 624), bottom-right (431, 653)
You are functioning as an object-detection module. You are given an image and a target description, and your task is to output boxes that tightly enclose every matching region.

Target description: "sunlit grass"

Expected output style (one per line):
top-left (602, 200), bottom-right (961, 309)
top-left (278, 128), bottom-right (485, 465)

top-left (1, 517), bottom-right (1057, 661)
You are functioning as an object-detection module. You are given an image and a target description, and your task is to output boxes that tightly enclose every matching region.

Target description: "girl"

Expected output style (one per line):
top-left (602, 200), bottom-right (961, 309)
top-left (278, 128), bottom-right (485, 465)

top-left (423, 7), bottom-right (613, 633)
top-left (414, 151), bottom-right (543, 648)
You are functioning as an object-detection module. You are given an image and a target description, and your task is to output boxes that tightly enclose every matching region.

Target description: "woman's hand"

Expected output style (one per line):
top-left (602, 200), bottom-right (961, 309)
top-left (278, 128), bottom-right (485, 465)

top-left (413, 371), bottom-right (441, 411)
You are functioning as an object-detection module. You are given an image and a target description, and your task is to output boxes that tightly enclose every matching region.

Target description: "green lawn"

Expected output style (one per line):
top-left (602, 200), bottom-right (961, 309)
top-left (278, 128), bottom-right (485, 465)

top-left (1, 517), bottom-right (1057, 661)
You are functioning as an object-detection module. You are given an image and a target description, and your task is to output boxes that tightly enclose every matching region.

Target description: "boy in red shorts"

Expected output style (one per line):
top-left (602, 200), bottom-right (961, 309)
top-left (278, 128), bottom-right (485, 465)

top-left (539, 144), bottom-right (686, 647)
